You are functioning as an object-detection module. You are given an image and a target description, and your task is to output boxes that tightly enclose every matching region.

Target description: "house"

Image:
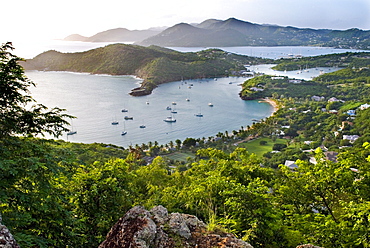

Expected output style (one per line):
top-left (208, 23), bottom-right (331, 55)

top-left (312, 95), bottom-right (325, 101)
top-left (324, 151), bottom-right (338, 163)
top-left (284, 160), bottom-right (298, 170)
top-left (359, 103), bottom-right (370, 110)
top-left (250, 87), bottom-right (264, 91)
top-left (289, 79), bottom-right (302, 84)
top-left (346, 110), bottom-right (356, 116)
top-left (271, 76), bottom-right (285, 80)
top-left (328, 97), bottom-right (340, 102)
top-left (343, 135), bottom-right (360, 143)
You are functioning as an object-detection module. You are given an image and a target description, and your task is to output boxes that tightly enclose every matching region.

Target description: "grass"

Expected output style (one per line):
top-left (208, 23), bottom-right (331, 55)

top-left (237, 137), bottom-right (288, 157)
top-left (163, 151), bottom-right (194, 162)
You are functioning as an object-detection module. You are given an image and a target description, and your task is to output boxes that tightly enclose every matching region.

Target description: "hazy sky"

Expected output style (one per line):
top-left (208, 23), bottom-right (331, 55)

top-left (2, 0), bottom-right (370, 42)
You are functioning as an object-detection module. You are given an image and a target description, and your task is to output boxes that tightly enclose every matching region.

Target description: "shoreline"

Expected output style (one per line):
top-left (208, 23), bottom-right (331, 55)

top-left (259, 98), bottom-right (279, 113)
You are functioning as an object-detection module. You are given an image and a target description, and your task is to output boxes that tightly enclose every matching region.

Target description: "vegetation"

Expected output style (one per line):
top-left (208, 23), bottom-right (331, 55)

top-left (0, 42), bottom-right (73, 138)
top-left (3, 43), bottom-right (370, 248)
top-left (273, 52), bottom-right (370, 71)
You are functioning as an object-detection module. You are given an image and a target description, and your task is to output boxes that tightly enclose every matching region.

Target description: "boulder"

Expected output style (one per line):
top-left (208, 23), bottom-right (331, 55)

top-left (99, 205), bottom-right (253, 248)
top-left (297, 245), bottom-right (324, 248)
top-left (0, 214), bottom-right (20, 248)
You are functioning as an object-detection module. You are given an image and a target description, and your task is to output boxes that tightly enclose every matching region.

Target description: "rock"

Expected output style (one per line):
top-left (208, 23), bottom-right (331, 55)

top-left (98, 206), bottom-right (156, 248)
top-left (99, 205), bottom-right (253, 248)
top-left (150, 205), bottom-right (168, 224)
top-left (0, 214), bottom-right (20, 248)
top-left (168, 213), bottom-right (191, 239)
top-left (297, 245), bottom-right (324, 248)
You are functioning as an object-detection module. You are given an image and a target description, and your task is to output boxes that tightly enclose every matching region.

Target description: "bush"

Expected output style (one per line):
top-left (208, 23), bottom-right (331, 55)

top-left (272, 143), bottom-right (287, 151)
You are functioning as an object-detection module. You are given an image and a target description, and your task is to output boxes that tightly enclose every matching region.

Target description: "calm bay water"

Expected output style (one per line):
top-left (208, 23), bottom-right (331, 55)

top-left (169, 46), bottom-right (369, 59)
top-left (27, 71), bottom-right (273, 147)
top-left (12, 40), bottom-right (369, 60)
top-left (22, 40), bottom-right (365, 147)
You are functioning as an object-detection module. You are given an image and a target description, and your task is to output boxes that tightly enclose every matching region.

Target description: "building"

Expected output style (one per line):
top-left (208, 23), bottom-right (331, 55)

top-left (312, 95), bottom-right (325, 101)
top-left (343, 135), bottom-right (360, 143)
top-left (359, 103), bottom-right (370, 110)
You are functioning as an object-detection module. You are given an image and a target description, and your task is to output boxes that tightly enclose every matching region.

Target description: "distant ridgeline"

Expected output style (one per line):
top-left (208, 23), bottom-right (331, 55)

top-left (138, 18), bottom-right (370, 49)
top-left (22, 44), bottom-right (271, 96)
top-left (65, 18), bottom-right (370, 50)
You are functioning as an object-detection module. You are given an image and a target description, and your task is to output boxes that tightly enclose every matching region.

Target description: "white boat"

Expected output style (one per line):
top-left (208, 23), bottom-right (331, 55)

top-left (121, 122), bottom-right (128, 135)
top-left (172, 102), bottom-right (177, 105)
top-left (186, 98), bottom-right (190, 102)
top-left (67, 131), bottom-right (77, 135)
top-left (164, 116), bottom-right (176, 122)
top-left (195, 107), bottom-right (203, 117)
top-left (171, 106), bottom-right (178, 114)
top-left (67, 119), bottom-right (77, 135)
top-left (208, 103), bottom-right (214, 107)
top-left (166, 106), bottom-right (172, 110)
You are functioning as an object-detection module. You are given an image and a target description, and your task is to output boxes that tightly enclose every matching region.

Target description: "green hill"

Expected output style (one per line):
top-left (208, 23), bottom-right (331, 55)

top-left (22, 44), bottom-right (271, 95)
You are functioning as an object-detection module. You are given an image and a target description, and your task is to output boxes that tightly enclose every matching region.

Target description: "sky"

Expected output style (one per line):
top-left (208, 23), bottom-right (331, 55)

top-left (2, 0), bottom-right (370, 43)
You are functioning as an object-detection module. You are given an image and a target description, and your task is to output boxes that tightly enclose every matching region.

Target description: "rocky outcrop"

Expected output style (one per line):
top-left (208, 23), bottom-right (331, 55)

top-left (99, 205), bottom-right (253, 248)
top-left (296, 245), bottom-right (324, 248)
top-left (0, 214), bottom-right (20, 248)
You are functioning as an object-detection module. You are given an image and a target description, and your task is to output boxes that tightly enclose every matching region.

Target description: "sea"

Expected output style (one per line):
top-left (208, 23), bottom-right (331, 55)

top-left (20, 40), bottom-right (368, 147)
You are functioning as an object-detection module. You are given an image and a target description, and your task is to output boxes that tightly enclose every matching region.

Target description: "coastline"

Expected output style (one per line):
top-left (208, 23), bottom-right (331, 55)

top-left (259, 98), bottom-right (279, 113)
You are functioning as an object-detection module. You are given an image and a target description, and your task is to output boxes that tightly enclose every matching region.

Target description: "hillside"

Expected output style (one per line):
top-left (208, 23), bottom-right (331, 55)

top-left (273, 52), bottom-right (370, 71)
top-left (138, 17), bottom-right (370, 49)
top-left (22, 43), bottom-right (272, 95)
top-left (4, 43), bottom-right (370, 248)
top-left (63, 27), bottom-right (162, 42)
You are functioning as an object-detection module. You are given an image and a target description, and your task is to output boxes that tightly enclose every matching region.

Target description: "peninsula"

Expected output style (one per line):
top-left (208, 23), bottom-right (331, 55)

top-left (22, 44), bottom-right (272, 96)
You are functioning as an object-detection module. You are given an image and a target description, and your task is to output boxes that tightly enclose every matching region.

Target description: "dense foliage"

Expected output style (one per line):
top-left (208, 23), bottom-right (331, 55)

top-left (273, 52), bottom-right (370, 71)
top-left (0, 42), bottom-right (73, 138)
top-left (2, 44), bottom-right (370, 248)
top-left (239, 75), bottom-right (329, 100)
top-left (2, 136), bottom-right (370, 248)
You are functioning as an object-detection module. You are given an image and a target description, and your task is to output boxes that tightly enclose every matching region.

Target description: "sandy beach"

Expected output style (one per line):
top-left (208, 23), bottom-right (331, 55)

top-left (259, 98), bottom-right (279, 113)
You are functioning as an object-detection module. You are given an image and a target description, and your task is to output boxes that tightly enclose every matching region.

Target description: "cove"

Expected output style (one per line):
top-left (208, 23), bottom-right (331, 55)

top-left (27, 71), bottom-right (274, 147)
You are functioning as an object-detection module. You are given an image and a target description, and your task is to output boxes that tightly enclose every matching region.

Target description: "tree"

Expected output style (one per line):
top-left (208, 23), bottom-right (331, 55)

top-left (273, 143), bottom-right (287, 151)
top-left (68, 159), bottom-right (134, 246)
top-left (0, 42), bottom-right (73, 138)
top-left (183, 137), bottom-right (197, 147)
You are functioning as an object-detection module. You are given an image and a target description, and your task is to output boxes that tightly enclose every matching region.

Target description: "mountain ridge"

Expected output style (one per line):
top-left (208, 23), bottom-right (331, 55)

top-left (139, 18), bottom-right (370, 49)
top-left (63, 27), bottom-right (162, 42)
top-left (64, 17), bottom-right (370, 49)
